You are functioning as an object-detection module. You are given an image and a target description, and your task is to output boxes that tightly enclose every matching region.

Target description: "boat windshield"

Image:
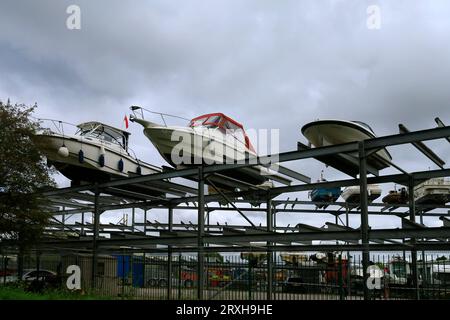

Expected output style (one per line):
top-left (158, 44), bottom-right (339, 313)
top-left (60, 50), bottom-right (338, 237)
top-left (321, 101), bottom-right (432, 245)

top-left (353, 121), bottom-right (375, 134)
top-left (78, 124), bottom-right (128, 150)
top-left (189, 115), bottom-right (222, 128)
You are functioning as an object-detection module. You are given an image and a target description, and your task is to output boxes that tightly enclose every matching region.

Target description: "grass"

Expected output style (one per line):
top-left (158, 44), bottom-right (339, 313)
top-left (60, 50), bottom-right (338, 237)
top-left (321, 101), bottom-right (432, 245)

top-left (0, 285), bottom-right (113, 300)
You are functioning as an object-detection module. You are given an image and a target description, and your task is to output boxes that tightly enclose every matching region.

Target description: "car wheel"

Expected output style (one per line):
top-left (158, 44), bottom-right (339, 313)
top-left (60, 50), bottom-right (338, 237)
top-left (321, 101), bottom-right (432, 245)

top-left (159, 279), bottom-right (167, 287)
top-left (147, 279), bottom-right (157, 287)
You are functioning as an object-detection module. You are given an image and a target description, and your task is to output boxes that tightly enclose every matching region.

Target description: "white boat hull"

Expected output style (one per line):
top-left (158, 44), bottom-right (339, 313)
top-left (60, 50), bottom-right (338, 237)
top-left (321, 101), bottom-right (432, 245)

top-left (140, 125), bottom-right (271, 186)
top-left (33, 133), bottom-right (160, 183)
top-left (414, 178), bottom-right (450, 205)
top-left (142, 126), bottom-right (251, 166)
top-left (302, 120), bottom-right (392, 170)
top-left (341, 184), bottom-right (382, 203)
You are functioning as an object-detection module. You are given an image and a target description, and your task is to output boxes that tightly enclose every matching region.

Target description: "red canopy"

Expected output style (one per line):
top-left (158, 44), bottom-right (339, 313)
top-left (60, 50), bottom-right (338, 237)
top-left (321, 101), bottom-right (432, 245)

top-left (189, 113), bottom-right (255, 152)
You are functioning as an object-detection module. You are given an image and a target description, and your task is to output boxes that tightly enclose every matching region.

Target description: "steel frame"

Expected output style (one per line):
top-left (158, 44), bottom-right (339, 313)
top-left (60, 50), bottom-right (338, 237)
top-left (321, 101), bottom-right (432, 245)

top-left (3, 124), bottom-right (449, 299)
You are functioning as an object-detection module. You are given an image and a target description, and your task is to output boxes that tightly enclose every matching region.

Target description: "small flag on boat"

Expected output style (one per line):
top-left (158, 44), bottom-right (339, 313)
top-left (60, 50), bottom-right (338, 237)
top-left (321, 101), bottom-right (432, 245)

top-left (124, 115), bottom-right (129, 129)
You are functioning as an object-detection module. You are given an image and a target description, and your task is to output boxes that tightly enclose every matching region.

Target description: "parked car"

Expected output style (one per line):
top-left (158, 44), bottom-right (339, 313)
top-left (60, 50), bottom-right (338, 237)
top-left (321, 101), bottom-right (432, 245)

top-left (1, 269), bottom-right (59, 289)
top-left (21, 269), bottom-right (58, 282)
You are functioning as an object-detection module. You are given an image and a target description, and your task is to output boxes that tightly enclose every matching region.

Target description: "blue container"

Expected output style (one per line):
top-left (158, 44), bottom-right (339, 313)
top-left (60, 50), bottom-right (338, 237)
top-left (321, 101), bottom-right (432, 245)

top-left (310, 187), bottom-right (341, 203)
top-left (116, 255), bottom-right (131, 279)
top-left (115, 255), bottom-right (145, 288)
top-left (132, 257), bottom-right (144, 288)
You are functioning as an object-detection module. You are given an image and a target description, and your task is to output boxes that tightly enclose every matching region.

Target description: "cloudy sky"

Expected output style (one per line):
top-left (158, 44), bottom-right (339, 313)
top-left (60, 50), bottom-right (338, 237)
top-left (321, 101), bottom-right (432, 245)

top-left (1, 0), bottom-right (449, 232)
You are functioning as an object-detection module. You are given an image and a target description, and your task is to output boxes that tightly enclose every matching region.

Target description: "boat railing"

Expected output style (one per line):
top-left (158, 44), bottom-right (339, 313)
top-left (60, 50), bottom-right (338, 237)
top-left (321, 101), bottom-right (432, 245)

top-left (130, 106), bottom-right (190, 127)
top-left (34, 117), bottom-right (79, 136)
top-left (35, 117), bottom-right (133, 157)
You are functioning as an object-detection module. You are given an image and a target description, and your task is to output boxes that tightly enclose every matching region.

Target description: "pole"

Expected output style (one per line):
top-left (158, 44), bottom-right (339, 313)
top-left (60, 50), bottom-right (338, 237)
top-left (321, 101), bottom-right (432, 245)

top-left (81, 211), bottom-right (85, 235)
top-left (408, 176), bottom-right (420, 300)
top-left (132, 207), bottom-right (135, 234)
top-left (267, 195), bottom-right (273, 300)
top-left (197, 167), bottom-right (205, 300)
top-left (91, 185), bottom-right (100, 289)
top-left (167, 206), bottom-right (173, 300)
top-left (358, 142), bottom-right (370, 300)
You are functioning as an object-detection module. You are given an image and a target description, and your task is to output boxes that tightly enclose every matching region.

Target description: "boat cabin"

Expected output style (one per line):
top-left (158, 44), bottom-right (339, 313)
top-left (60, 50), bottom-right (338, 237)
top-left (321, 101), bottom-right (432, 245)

top-left (188, 113), bottom-right (255, 152)
top-left (76, 122), bottom-right (130, 151)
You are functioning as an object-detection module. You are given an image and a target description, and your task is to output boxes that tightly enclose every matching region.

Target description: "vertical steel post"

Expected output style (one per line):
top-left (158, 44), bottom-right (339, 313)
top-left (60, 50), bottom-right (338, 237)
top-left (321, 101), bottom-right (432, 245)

top-left (267, 195), bottom-right (273, 300)
top-left (132, 207), bottom-right (135, 234)
top-left (81, 211), bottom-right (85, 235)
top-left (178, 253), bottom-right (182, 300)
top-left (197, 167), bottom-right (205, 300)
top-left (338, 254), bottom-right (344, 300)
top-left (335, 214), bottom-right (339, 245)
top-left (91, 185), bottom-right (100, 289)
top-left (408, 176), bottom-right (420, 300)
top-left (345, 207), bottom-right (351, 296)
top-left (167, 206), bottom-right (173, 300)
top-left (358, 142), bottom-right (370, 300)
top-left (62, 206), bottom-right (65, 233)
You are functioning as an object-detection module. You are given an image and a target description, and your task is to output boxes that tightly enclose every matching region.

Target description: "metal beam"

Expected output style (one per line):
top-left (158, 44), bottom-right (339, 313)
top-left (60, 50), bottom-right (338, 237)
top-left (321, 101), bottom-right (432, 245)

top-left (399, 124), bottom-right (445, 168)
top-left (270, 164), bottom-right (311, 183)
top-left (435, 117), bottom-right (450, 143)
top-left (40, 226), bottom-right (450, 248)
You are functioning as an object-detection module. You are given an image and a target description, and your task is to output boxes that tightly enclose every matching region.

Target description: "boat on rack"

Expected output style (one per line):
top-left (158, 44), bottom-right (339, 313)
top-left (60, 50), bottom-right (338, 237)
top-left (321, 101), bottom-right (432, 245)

top-left (32, 119), bottom-right (161, 189)
top-left (414, 178), bottom-right (450, 205)
top-left (382, 187), bottom-right (408, 204)
top-left (341, 184), bottom-right (382, 204)
top-left (129, 107), bottom-right (292, 193)
top-left (280, 252), bottom-right (309, 265)
top-left (301, 119), bottom-right (392, 170)
top-left (309, 172), bottom-right (341, 209)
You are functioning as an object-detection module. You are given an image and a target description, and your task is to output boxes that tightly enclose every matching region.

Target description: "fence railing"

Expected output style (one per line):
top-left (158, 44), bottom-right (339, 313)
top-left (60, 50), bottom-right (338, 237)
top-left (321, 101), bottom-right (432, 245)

top-left (1, 252), bottom-right (450, 300)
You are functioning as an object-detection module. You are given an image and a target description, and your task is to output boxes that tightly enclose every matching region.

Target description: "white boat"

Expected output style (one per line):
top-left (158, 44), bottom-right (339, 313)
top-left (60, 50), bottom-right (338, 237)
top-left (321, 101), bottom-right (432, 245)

top-left (32, 119), bottom-right (161, 185)
top-left (301, 119), bottom-right (392, 170)
top-left (341, 184), bottom-right (382, 203)
top-left (414, 178), bottom-right (450, 205)
top-left (129, 107), bottom-right (291, 190)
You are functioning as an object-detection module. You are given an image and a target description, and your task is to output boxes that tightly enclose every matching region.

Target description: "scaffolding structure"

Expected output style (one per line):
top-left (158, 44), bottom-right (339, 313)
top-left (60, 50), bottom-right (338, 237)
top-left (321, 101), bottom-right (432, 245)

top-left (5, 122), bottom-right (450, 300)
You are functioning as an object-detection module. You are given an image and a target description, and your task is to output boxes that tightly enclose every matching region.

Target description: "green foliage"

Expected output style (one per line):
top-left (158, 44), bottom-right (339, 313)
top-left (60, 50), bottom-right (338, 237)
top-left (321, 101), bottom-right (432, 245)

top-left (0, 100), bottom-right (55, 247)
top-left (0, 284), bottom-right (113, 300)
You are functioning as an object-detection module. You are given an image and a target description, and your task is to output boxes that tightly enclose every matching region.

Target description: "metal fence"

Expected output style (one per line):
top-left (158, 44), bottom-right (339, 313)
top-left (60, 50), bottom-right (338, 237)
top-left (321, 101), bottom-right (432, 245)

top-left (1, 251), bottom-right (450, 300)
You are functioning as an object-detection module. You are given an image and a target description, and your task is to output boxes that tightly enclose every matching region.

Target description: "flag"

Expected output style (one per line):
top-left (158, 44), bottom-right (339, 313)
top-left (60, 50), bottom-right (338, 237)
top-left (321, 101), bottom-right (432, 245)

top-left (124, 115), bottom-right (129, 129)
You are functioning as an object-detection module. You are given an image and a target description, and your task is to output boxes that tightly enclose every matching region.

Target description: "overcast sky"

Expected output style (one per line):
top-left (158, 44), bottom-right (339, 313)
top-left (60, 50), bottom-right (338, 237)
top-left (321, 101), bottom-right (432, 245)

top-left (1, 0), bottom-right (449, 232)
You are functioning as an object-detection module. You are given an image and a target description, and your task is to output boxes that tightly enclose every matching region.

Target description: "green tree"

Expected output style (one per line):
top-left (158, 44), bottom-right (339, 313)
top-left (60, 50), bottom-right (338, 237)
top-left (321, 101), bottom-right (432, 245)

top-left (0, 100), bottom-right (55, 276)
